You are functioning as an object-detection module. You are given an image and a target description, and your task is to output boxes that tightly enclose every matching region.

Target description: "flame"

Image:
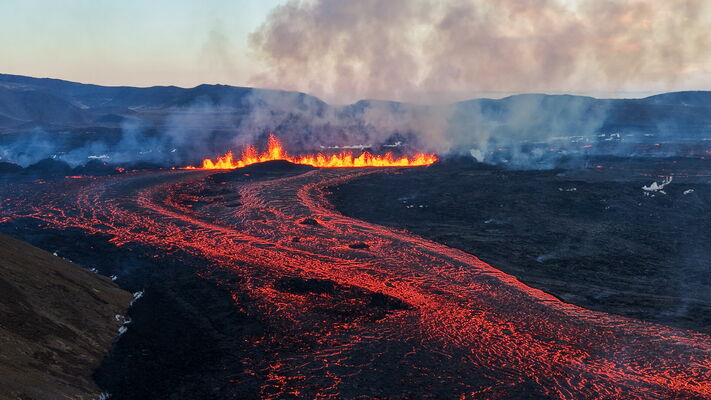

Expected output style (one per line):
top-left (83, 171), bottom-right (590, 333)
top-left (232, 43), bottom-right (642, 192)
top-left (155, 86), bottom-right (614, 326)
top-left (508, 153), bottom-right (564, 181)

top-left (186, 134), bottom-right (438, 170)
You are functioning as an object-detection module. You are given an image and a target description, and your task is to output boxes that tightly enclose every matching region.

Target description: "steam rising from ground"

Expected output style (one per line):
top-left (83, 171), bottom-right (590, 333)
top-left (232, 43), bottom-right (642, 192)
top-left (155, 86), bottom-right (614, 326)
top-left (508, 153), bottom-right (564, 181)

top-left (0, 87), bottom-right (704, 170)
top-left (249, 0), bottom-right (711, 104)
top-left (0, 91), bottom-right (451, 167)
top-left (1, 1), bottom-right (709, 170)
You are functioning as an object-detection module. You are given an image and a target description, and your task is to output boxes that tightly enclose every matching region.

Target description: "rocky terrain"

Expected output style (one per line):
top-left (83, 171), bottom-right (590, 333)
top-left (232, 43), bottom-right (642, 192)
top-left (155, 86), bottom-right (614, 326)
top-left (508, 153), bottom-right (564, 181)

top-left (330, 157), bottom-right (711, 334)
top-left (0, 233), bottom-right (132, 400)
top-left (0, 162), bottom-right (708, 399)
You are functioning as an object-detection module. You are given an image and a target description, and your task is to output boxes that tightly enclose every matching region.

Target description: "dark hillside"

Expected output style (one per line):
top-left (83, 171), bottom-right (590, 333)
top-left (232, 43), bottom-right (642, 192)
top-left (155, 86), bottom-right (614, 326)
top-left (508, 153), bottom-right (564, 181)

top-left (0, 233), bottom-right (132, 400)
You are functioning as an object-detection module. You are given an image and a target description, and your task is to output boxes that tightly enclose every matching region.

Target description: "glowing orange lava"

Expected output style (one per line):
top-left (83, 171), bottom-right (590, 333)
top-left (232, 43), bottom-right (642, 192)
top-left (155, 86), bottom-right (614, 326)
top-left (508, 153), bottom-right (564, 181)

top-left (186, 134), bottom-right (438, 169)
top-left (2, 168), bottom-right (710, 399)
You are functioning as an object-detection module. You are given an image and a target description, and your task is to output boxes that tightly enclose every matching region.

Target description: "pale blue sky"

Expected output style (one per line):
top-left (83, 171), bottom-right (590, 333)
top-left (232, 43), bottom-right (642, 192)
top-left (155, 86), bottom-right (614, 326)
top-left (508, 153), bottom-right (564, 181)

top-left (0, 0), bottom-right (284, 87)
top-left (1, 0), bottom-right (709, 103)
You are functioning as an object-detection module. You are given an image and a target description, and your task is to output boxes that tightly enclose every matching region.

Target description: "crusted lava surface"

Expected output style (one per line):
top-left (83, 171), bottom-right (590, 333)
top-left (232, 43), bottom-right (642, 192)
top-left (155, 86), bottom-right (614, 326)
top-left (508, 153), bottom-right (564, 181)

top-left (0, 160), bottom-right (709, 399)
top-left (330, 157), bottom-right (711, 335)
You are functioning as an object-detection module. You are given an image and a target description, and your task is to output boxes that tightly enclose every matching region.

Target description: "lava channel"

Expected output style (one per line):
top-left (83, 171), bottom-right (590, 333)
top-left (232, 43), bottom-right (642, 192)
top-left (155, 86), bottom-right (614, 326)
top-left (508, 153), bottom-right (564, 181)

top-left (0, 167), bottom-right (709, 399)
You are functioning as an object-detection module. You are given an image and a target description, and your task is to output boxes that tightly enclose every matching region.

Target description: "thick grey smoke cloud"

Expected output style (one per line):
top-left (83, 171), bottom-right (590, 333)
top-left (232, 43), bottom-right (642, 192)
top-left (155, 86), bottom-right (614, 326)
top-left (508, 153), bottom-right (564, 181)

top-left (249, 0), bottom-right (711, 104)
top-left (5, 0), bottom-right (711, 171)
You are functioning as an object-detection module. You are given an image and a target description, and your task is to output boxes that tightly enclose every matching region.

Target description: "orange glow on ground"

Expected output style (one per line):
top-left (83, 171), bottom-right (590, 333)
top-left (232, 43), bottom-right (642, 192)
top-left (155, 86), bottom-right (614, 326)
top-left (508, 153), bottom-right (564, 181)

top-left (186, 134), bottom-right (437, 169)
top-left (1, 169), bottom-right (710, 399)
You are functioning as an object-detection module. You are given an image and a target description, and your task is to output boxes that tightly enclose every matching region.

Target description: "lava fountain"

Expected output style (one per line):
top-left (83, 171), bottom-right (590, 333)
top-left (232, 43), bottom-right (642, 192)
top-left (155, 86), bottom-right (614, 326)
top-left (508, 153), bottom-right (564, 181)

top-left (186, 134), bottom-right (438, 169)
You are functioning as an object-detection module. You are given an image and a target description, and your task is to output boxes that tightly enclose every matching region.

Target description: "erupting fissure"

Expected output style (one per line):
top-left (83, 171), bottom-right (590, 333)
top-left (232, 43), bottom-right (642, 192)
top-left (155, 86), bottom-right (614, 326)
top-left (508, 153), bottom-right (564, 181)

top-left (186, 134), bottom-right (438, 169)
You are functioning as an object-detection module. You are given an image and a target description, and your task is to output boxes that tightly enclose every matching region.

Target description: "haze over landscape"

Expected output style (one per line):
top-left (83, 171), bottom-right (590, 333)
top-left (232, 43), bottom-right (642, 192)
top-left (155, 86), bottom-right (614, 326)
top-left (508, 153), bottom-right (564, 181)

top-left (2, 0), bottom-right (711, 103)
top-left (0, 2), bottom-right (710, 400)
top-left (2, 0), bottom-right (711, 170)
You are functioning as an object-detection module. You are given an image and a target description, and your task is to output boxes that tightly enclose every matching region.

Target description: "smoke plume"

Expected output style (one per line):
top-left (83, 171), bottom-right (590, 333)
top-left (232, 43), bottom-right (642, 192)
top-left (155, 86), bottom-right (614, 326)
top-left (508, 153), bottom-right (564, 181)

top-left (249, 0), bottom-right (711, 104)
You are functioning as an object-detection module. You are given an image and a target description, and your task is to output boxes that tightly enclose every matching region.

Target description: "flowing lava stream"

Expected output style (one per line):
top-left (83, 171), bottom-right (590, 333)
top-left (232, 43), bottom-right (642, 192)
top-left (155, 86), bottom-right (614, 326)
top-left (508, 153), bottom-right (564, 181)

top-left (186, 134), bottom-right (438, 169)
top-left (1, 166), bottom-right (710, 399)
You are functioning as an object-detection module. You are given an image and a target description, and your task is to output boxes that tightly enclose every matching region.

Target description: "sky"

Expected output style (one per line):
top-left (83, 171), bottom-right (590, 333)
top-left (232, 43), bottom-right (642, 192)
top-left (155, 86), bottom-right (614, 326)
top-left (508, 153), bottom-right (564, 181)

top-left (0, 1), bottom-right (282, 87)
top-left (1, 0), bottom-right (710, 104)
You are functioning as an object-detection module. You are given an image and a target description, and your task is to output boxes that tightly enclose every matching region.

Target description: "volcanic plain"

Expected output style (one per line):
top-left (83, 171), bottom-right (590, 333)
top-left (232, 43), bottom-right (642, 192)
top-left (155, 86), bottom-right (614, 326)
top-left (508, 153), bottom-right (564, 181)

top-left (0, 158), bottom-right (709, 399)
top-left (331, 157), bottom-right (711, 335)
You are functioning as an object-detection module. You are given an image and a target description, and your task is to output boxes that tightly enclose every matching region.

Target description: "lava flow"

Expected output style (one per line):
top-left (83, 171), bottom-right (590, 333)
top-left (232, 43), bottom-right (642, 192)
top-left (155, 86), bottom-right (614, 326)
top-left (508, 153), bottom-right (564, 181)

top-left (1, 167), bottom-right (710, 399)
top-left (186, 134), bottom-right (438, 169)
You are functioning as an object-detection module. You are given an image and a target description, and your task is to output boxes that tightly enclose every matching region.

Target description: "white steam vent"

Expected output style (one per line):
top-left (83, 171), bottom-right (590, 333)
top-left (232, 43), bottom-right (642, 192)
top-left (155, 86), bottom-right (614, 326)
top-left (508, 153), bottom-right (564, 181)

top-left (642, 176), bottom-right (673, 195)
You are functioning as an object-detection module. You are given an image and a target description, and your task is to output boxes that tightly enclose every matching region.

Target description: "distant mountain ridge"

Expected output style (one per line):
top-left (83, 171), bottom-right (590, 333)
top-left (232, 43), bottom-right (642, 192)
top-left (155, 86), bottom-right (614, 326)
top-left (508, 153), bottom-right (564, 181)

top-left (0, 73), bottom-right (710, 168)
top-left (1, 73), bottom-right (710, 133)
top-left (0, 74), bottom-right (246, 130)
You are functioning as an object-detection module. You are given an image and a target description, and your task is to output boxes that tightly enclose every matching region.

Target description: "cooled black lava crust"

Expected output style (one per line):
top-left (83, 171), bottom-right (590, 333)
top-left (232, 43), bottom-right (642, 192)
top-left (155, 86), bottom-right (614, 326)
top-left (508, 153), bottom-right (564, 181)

top-left (329, 157), bottom-right (711, 334)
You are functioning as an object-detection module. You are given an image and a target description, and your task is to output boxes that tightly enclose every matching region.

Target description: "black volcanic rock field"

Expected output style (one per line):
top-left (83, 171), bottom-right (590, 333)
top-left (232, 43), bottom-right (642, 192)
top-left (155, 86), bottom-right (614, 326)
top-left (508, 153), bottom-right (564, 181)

top-left (329, 157), bottom-right (711, 334)
top-left (0, 161), bottom-right (709, 399)
top-left (1, 74), bottom-right (711, 399)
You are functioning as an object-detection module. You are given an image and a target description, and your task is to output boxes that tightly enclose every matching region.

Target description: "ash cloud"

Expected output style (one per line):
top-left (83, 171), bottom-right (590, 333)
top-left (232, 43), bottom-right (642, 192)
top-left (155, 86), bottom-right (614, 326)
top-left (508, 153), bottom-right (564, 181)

top-left (249, 0), bottom-right (711, 104)
top-left (2, 1), bottom-right (710, 171)
top-left (241, 0), bottom-right (711, 167)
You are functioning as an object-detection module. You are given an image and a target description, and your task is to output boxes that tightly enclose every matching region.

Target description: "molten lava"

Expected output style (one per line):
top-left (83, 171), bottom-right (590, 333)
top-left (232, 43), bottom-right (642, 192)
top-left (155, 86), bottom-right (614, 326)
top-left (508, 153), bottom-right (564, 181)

top-left (187, 134), bottom-right (438, 169)
top-left (1, 168), bottom-right (710, 399)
